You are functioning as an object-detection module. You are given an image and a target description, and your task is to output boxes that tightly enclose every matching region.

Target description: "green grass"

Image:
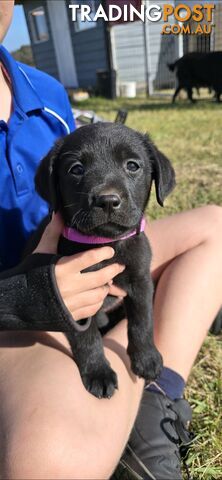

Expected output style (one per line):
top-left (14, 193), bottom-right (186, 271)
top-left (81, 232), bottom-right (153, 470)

top-left (186, 335), bottom-right (222, 479)
top-left (74, 95), bottom-right (222, 479)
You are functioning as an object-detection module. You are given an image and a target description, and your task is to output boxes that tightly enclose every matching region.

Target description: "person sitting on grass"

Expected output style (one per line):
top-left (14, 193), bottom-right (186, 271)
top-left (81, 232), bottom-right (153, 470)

top-left (0, 2), bottom-right (222, 479)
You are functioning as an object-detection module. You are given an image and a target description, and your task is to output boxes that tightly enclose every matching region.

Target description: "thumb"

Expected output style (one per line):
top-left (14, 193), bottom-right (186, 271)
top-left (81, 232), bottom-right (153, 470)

top-left (34, 212), bottom-right (64, 254)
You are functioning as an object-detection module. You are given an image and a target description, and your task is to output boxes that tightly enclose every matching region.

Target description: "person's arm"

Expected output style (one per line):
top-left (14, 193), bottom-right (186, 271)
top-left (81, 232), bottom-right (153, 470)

top-left (0, 253), bottom-right (66, 331)
top-left (0, 214), bottom-right (125, 333)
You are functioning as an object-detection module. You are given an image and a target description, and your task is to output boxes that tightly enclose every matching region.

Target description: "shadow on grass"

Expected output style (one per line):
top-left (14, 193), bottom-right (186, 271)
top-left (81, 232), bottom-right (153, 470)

top-left (74, 96), bottom-right (222, 114)
top-left (115, 100), bottom-right (222, 112)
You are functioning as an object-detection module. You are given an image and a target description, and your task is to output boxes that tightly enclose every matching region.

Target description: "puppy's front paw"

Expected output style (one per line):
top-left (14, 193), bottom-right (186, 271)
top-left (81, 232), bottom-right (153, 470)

top-left (82, 364), bottom-right (118, 399)
top-left (129, 346), bottom-right (163, 381)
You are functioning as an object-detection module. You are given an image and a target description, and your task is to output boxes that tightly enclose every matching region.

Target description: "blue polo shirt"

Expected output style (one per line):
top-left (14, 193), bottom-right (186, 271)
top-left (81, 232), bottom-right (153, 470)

top-left (0, 46), bottom-right (75, 271)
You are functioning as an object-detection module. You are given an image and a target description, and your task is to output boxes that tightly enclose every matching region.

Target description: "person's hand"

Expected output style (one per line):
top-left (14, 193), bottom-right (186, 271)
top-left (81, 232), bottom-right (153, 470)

top-left (55, 251), bottom-right (125, 320)
top-left (34, 213), bottom-right (126, 320)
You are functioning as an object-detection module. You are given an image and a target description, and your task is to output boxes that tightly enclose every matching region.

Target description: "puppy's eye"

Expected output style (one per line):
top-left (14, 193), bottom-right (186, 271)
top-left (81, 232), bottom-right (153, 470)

top-left (126, 161), bottom-right (140, 172)
top-left (69, 163), bottom-right (85, 176)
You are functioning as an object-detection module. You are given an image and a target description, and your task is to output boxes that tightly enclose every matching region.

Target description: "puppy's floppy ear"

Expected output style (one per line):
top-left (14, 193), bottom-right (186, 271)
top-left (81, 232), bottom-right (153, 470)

top-left (144, 136), bottom-right (176, 206)
top-left (35, 138), bottom-right (64, 211)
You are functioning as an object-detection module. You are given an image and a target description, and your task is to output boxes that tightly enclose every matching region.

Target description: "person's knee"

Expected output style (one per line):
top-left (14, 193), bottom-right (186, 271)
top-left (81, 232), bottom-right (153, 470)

top-left (4, 444), bottom-right (117, 480)
top-left (3, 420), bottom-right (79, 479)
top-left (2, 422), bottom-right (118, 480)
top-left (207, 204), bottom-right (222, 224)
top-left (203, 204), bottom-right (222, 240)
top-left (198, 204), bottom-right (222, 244)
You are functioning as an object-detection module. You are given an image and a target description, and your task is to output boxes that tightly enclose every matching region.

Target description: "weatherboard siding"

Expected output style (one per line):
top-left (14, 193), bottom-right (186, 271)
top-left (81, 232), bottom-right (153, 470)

top-left (112, 17), bottom-right (177, 92)
top-left (66, 4), bottom-right (108, 89)
top-left (23, 0), bottom-right (59, 80)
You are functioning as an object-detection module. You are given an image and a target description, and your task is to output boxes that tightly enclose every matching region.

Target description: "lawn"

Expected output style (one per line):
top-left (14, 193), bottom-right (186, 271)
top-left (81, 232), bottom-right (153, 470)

top-left (74, 96), bottom-right (222, 480)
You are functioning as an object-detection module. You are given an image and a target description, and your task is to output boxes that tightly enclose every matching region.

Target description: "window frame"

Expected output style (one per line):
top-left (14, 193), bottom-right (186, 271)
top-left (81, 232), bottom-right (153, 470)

top-left (28, 6), bottom-right (49, 44)
top-left (70, 1), bottom-right (97, 33)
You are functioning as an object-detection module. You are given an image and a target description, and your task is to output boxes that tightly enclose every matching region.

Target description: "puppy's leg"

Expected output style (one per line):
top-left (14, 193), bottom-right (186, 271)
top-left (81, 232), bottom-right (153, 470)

top-left (65, 320), bottom-right (118, 399)
top-left (124, 274), bottom-right (163, 381)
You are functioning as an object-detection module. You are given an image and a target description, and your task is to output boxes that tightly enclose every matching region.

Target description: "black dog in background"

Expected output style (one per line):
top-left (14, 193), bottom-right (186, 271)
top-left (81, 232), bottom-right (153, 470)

top-left (168, 51), bottom-right (222, 103)
top-left (35, 123), bottom-right (175, 398)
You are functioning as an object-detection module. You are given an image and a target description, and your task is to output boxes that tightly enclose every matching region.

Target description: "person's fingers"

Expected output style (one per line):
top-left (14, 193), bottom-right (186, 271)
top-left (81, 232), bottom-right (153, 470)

top-left (63, 285), bottom-right (110, 311)
top-left (34, 212), bottom-right (64, 254)
top-left (109, 284), bottom-right (127, 297)
top-left (79, 263), bottom-right (125, 291)
top-left (57, 247), bottom-right (115, 273)
top-left (73, 302), bottom-right (104, 321)
top-left (55, 261), bottom-right (124, 295)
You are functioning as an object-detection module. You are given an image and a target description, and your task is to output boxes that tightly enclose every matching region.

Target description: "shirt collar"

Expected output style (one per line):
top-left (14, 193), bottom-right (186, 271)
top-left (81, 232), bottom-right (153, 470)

top-left (0, 45), bottom-right (44, 113)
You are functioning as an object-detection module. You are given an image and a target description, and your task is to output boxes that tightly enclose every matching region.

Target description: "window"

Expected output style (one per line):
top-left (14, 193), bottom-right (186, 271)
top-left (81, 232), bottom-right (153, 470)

top-left (29, 6), bottom-right (49, 44)
top-left (70, 1), bottom-right (97, 33)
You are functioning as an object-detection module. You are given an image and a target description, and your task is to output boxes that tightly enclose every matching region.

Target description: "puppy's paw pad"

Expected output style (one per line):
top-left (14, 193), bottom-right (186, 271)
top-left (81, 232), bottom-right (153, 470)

top-left (82, 366), bottom-right (118, 399)
top-left (129, 348), bottom-right (163, 381)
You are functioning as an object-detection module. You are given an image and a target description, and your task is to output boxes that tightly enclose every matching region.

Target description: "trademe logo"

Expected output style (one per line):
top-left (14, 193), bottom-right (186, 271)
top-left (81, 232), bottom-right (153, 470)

top-left (69, 3), bottom-right (215, 35)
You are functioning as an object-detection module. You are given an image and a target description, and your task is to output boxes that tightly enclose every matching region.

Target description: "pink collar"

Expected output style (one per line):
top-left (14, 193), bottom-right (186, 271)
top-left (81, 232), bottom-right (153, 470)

top-left (63, 217), bottom-right (146, 244)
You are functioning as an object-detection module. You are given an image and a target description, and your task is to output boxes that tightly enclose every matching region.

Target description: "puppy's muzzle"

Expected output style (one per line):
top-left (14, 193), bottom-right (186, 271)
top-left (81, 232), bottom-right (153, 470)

top-left (92, 194), bottom-right (122, 211)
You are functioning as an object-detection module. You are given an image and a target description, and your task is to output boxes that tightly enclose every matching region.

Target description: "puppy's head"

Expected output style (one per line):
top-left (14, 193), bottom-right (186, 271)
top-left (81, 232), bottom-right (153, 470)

top-left (35, 123), bottom-right (175, 237)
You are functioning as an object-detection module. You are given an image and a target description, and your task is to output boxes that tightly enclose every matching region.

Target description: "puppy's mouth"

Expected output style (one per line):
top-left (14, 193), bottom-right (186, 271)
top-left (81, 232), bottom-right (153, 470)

top-left (67, 209), bottom-right (141, 238)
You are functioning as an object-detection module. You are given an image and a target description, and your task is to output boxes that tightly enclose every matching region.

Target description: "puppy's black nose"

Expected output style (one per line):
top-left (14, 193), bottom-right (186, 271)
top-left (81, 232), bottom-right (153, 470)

top-left (93, 194), bottom-right (121, 210)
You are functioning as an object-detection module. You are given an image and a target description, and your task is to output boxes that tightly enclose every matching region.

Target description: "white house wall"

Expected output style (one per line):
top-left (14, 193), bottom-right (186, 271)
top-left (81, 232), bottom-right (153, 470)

top-left (111, 1), bottom-right (178, 93)
top-left (148, 18), bottom-right (179, 91)
top-left (112, 21), bottom-right (146, 85)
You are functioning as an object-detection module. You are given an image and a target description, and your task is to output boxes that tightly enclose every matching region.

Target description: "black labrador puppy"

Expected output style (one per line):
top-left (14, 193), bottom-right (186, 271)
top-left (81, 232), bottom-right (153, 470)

top-left (35, 122), bottom-right (175, 399)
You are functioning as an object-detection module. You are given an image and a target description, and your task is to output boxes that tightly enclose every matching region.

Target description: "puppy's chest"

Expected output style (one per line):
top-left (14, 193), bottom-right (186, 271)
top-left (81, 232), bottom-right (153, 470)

top-left (58, 233), bottom-right (150, 290)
